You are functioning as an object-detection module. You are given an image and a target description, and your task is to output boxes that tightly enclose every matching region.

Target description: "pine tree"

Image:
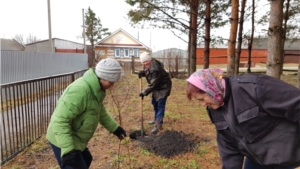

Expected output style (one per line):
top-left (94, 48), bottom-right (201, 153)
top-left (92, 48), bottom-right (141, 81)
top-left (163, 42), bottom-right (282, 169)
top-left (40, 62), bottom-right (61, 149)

top-left (126, 0), bottom-right (229, 75)
top-left (85, 7), bottom-right (111, 67)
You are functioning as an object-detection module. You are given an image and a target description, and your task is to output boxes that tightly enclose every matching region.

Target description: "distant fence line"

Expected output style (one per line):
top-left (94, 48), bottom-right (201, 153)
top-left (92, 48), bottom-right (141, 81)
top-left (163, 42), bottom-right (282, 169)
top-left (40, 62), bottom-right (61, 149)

top-left (0, 69), bottom-right (87, 165)
top-left (118, 56), bottom-right (188, 79)
top-left (1, 50), bottom-right (88, 84)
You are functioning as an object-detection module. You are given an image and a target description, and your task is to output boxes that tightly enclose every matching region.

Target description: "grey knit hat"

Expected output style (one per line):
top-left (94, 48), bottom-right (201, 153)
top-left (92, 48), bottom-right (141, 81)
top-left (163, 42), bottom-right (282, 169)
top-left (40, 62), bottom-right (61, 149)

top-left (95, 58), bottom-right (122, 82)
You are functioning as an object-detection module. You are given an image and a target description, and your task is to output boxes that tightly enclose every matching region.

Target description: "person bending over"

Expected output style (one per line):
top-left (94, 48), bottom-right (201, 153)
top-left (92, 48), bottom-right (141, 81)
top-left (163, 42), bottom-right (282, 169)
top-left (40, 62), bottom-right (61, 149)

top-left (186, 68), bottom-right (300, 169)
top-left (46, 58), bottom-right (127, 169)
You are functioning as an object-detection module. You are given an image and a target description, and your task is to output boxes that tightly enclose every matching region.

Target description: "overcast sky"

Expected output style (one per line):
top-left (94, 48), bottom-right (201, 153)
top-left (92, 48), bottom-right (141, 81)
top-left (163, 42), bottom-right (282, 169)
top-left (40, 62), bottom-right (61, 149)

top-left (0, 0), bottom-right (190, 52)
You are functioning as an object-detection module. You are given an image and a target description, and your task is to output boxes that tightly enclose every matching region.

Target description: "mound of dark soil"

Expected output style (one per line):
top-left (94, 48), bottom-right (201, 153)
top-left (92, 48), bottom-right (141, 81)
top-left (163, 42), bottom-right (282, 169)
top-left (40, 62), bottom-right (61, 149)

top-left (135, 130), bottom-right (197, 158)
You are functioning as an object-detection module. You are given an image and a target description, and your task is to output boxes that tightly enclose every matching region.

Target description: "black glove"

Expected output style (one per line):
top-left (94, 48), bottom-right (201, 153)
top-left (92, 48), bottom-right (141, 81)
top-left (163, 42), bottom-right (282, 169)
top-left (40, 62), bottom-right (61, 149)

top-left (113, 126), bottom-right (127, 140)
top-left (139, 93), bottom-right (145, 100)
top-left (61, 150), bottom-right (77, 167)
top-left (138, 71), bottom-right (145, 79)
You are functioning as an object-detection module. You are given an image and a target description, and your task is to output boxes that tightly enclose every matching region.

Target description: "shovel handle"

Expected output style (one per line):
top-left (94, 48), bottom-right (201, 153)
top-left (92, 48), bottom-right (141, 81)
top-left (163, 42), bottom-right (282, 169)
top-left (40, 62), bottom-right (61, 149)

top-left (140, 78), bottom-right (144, 136)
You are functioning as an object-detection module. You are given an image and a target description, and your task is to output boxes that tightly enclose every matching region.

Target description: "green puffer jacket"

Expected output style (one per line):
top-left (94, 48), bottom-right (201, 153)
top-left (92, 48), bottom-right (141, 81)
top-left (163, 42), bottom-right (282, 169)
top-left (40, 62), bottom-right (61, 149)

top-left (46, 68), bottom-right (119, 156)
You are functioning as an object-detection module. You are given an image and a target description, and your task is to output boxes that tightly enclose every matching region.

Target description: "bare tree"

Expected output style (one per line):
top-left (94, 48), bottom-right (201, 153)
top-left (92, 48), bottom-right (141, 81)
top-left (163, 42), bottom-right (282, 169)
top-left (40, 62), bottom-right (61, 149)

top-left (12, 34), bottom-right (25, 50)
top-left (13, 34), bottom-right (25, 45)
top-left (13, 34), bottom-right (40, 45)
top-left (26, 34), bottom-right (40, 44)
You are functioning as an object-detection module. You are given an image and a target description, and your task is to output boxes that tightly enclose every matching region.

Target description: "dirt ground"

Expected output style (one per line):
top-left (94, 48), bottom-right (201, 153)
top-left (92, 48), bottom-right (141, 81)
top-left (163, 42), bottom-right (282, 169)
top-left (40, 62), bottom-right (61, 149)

top-left (133, 130), bottom-right (197, 158)
top-left (2, 73), bottom-right (299, 169)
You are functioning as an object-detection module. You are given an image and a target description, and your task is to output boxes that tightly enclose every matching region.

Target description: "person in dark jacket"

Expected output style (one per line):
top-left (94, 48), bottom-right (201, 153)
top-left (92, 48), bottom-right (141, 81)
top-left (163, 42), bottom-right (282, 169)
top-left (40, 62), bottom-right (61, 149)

top-left (138, 52), bottom-right (172, 134)
top-left (46, 58), bottom-right (127, 169)
top-left (186, 68), bottom-right (300, 169)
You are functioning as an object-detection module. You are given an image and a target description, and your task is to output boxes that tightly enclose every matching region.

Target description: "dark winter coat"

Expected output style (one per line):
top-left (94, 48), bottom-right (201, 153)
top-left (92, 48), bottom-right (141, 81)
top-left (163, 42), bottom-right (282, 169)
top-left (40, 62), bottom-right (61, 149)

top-left (207, 74), bottom-right (300, 169)
top-left (142, 59), bottom-right (172, 101)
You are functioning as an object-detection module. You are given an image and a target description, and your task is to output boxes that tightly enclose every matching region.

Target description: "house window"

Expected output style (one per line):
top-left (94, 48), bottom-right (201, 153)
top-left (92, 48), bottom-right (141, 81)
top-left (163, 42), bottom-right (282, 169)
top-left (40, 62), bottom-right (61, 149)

top-left (115, 48), bottom-right (120, 57)
top-left (124, 48), bottom-right (129, 57)
top-left (132, 48), bottom-right (139, 57)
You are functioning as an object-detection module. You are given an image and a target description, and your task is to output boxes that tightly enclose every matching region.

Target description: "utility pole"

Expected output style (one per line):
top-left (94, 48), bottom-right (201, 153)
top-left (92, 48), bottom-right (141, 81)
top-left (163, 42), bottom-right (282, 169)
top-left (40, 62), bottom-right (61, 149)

top-left (82, 9), bottom-right (86, 53)
top-left (47, 0), bottom-right (53, 52)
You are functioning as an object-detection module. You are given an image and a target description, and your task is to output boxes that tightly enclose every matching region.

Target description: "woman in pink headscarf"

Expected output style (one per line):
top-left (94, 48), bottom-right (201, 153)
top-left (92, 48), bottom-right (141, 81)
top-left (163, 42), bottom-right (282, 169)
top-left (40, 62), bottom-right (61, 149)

top-left (186, 68), bottom-right (300, 169)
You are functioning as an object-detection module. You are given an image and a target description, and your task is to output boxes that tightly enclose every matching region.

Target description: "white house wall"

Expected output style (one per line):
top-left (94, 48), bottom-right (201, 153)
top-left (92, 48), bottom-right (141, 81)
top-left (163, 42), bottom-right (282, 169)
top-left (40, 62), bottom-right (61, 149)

top-left (54, 39), bottom-right (84, 49)
top-left (102, 31), bottom-right (137, 44)
top-left (26, 41), bottom-right (52, 52)
top-left (26, 39), bottom-right (85, 52)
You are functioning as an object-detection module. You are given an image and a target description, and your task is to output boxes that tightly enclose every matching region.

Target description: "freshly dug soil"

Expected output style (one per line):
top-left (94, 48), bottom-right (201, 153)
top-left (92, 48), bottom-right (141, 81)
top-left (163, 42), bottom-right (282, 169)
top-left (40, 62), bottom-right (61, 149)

top-left (133, 130), bottom-right (197, 158)
top-left (129, 130), bottom-right (147, 139)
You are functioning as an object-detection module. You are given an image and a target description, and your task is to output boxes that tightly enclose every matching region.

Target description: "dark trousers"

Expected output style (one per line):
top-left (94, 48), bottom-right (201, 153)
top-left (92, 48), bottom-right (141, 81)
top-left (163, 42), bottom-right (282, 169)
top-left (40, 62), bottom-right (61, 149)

top-left (151, 96), bottom-right (167, 124)
top-left (49, 142), bottom-right (93, 169)
top-left (244, 158), bottom-right (299, 169)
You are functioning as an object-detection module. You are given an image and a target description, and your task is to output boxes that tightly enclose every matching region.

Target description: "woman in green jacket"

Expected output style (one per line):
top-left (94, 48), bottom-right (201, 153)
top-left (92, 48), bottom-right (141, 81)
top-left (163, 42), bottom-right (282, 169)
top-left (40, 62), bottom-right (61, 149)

top-left (46, 58), bottom-right (127, 169)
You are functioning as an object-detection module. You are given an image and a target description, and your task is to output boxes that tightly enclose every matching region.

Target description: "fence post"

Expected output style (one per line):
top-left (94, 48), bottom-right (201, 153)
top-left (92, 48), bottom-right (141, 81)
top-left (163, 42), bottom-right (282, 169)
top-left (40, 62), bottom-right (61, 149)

top-left (71, 73), bottom-right (75, 82)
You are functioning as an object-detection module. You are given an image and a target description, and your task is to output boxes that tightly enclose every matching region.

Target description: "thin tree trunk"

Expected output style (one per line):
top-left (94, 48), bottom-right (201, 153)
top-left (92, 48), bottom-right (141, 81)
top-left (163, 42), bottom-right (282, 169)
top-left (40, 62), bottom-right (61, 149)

top-left (227, 0), bottom-right (239, 76)
top-left (280, 0), bottom-right (290, 76)
top-left (203, 0), bottom-right (211, 69)
top-left (247, 0), bottom-right (255, 73)
top-left (188, 9), bottom-right (192, 76)
top-left (266, 0), bottom-right (284, 78)
top-left (235, 0), bottom-right (246, 75)
top-left (189, 0), bottom-right (199, 74)
top-left (91, 40), bottom-right (96, 67)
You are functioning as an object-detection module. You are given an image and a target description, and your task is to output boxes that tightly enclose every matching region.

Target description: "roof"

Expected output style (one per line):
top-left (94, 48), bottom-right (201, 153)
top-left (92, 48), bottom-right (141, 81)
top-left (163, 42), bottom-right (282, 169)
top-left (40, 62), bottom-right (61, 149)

top-left (95, 28), bottom-right (151, 50)
top-left (1, 38), bottom-right (25, 50)
top-left (25, 38), bottom-right (84, 46)
top-left (152, 48), bottom-right (188, 58)
top-left (253, 38), bottom-right (300, 50)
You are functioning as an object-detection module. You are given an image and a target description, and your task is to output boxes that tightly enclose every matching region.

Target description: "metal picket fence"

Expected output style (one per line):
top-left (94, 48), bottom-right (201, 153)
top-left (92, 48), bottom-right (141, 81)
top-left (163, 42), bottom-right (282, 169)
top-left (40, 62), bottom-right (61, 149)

top-left (0, 69), bottom-right (87, 165)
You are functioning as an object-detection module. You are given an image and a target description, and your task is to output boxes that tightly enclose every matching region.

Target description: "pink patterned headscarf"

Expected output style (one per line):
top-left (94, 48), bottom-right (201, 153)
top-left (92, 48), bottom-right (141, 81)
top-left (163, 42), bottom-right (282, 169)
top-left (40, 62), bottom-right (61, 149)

top-left (186, 68), bottom-right (224, 104)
